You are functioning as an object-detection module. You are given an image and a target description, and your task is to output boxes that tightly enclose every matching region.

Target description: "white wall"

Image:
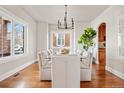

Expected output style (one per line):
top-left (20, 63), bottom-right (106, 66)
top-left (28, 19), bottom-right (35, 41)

top-left (48, 24), bottom-right (75, 52)
top-left (37, 22), bottom-right (48, 53)
top-left (48, 24), bottom-right (57, 49)
top-left (0, 6), bottom-right (37, 80)
top-left (47, 22), bottom-right (91, 52)
top-left (91, 6), bottom-right (124, 77)
top-left (75, 22), bottom-right (91, 50)
top-left (36, 21), bottom-right (91, 56)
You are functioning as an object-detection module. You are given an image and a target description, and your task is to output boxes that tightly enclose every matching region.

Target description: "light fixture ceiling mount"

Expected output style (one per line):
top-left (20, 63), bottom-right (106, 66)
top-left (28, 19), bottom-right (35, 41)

top-left (58, 5), bottom-right (74, 29)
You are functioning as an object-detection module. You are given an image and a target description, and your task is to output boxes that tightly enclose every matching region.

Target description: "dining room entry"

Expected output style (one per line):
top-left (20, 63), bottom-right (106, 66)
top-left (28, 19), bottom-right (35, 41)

top-left (98, 23), bottom-right (106, 65)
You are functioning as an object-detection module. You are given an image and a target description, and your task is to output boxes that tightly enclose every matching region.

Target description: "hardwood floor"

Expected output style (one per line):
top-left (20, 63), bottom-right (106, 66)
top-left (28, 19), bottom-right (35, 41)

top-left (81, 64), bottom-right (124, 88)
top-left (0, 63), bottom-right (124, 88)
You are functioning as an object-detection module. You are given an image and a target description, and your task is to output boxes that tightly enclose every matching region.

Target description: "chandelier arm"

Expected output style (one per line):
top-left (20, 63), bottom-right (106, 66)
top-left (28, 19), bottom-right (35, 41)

top-left (57, 5), bottom-right (74, 29)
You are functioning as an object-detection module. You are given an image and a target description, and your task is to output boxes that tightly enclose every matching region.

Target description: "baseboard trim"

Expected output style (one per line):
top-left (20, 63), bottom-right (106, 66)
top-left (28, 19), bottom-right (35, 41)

top-left (106, 66), bottom-right (124, 80)
top-left (0, 59), bottom-right (37, 82)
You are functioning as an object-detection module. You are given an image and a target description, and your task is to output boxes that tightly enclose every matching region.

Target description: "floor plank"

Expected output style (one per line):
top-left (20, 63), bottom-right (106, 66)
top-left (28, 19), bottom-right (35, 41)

top-left (0, 63), bottom-right (124, 88)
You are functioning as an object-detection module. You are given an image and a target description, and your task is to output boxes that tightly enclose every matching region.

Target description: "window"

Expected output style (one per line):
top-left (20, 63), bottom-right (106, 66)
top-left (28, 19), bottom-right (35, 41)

top-left (14, 22), bottom-right (25, 55)
top-left (0, 15), bottom-right (27, 58)
top-left (52, 32), bottom-right (71, 48)
top-left (3, 18), bottom-right (12, 57)
top-left (56, 33), bottom-right (65, 47)
top-left (0, 17), bottom-right (12, 57)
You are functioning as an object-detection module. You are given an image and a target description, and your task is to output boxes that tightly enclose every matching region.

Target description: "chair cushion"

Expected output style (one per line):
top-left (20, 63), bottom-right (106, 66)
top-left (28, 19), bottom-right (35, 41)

top-left (80, 59), bottom-right (90, 69)
top-left (42, 61), bottom-right (52, 69)
top-left (80, 52), bottom-right (92, 69)
top-left (41, 50), bottom-right (52, 66)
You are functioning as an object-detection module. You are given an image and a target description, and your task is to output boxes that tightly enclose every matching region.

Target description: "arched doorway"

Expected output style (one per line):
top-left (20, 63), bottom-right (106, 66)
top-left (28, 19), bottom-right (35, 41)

top-left (98, 23), bottom-right (106, 65)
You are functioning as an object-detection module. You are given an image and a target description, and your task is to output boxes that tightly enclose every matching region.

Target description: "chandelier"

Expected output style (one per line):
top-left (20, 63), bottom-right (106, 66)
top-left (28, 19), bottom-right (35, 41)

top-left (58, 5), bottom-right (74, 29)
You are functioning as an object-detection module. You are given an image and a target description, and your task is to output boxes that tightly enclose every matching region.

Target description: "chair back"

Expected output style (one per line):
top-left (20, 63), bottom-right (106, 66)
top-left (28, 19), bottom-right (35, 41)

top-left (80, 52), bottom-right (93, 69)
top-left (38, 50), bottom-right (51, 66)
top-left (89, 53), bottom-right (93, 68)
top-left (38, 52), bottom-right (42, 66)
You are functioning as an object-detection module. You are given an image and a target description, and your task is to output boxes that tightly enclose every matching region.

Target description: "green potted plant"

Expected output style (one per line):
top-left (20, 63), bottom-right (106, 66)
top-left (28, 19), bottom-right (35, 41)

top-left (78, 27), bottom-right (96, 52)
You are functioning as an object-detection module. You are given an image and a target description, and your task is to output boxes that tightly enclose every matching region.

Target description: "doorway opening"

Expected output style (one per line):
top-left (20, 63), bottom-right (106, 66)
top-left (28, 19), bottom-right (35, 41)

top-left (98, 23), bottom-right (106, 65)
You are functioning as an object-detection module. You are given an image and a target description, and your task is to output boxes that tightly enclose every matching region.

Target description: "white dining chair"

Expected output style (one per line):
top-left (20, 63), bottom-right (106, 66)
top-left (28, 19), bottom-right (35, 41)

top-left (38, 50), bottom-right (52, 80)
top-left (80, 52), bottom-right (93, 81)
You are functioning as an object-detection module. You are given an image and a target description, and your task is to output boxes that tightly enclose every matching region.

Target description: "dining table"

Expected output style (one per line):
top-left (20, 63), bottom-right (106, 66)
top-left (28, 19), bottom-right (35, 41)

top-left (51, 53), bottom-right (80, 88)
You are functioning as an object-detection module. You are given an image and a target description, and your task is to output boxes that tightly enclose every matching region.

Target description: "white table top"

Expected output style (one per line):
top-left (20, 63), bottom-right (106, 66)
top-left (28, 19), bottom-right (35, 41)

top-left (52, 52), bottom-right (78, 57)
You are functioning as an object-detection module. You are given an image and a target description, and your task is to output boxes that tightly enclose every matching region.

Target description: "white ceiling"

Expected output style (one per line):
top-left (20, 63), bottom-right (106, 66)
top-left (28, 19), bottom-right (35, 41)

top-left (21, 5), bottom-right (109, 24)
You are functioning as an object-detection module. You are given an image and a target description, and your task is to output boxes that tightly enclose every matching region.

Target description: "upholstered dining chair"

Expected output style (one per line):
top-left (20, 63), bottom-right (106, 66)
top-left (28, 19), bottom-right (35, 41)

top-left (38, 50), bottom-right (52, 80)
top-left (80, 52), bottom-right (93, 81)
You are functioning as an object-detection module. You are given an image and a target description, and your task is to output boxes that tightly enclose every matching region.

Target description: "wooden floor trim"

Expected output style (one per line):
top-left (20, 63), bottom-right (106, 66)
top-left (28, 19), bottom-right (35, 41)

top-left (106, 66), bottom-right (124, 80)
top-left (0, 59), bottom-right (37, 82)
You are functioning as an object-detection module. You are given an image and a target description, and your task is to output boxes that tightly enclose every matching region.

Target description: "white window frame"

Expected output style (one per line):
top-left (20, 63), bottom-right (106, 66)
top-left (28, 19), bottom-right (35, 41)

top-left (0, 16), bottom-right (13, 58)
top-left (13, 21), bottom-right (27, 56)
top-left (0, 8), bottom-right (28, 61)
top-left (51, 30), bottom-right (72, 49)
